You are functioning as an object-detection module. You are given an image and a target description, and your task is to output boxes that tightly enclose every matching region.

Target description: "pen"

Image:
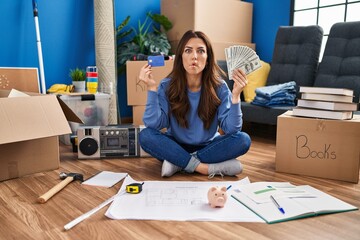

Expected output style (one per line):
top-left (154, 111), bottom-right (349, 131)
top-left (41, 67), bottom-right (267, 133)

top-left (227, 185), bottom-right (232, 190)
top-left (270, 195), bottom-right (285, 214)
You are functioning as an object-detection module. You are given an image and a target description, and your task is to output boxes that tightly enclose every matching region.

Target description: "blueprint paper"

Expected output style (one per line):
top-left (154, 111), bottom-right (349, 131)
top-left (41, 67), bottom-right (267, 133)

top-left (105, 175), bottom-right (264, 222)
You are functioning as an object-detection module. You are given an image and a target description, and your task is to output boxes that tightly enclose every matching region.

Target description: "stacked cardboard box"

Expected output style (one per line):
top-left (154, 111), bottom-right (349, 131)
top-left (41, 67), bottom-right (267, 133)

top-left (276, 112), bottom-right (360, 183)
top-left (0, 67), bottom-right (39, 93)
top-left (277, 88), bottom-right (360, 183)
top-left (126, 60), bottom-right (174, 125)
top-left (161, 0), bottom-right (255, 60)
top-left (0, 89), bottom-right (82, 181)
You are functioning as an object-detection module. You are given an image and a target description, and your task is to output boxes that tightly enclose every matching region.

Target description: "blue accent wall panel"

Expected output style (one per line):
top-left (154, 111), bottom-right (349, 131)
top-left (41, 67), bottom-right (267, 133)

top-left (0, 0), bottom-right (95, 90)
top-left (114, 0), bottom-right (161, 119)
top-left (246, 0), bottom-right (291, 62)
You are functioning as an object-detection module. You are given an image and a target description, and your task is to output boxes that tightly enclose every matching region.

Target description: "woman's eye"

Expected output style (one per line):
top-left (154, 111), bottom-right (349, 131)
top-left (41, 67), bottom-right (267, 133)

top-left (185, 49), bottom-right (191, 53)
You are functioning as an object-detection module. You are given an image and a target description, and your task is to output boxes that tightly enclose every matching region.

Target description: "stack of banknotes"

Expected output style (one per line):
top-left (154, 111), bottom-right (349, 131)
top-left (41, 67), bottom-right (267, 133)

top-left (225, 45), bottom-right (262, 79)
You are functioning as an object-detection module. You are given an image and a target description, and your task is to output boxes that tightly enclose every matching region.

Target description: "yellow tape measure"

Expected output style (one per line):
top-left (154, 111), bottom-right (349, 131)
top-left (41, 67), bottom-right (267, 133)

top-left (126, 182), bottom-right (144, 194)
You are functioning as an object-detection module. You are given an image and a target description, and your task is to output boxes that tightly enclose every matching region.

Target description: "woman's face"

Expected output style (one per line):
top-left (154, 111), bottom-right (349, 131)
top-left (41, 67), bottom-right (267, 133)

top-left (182, 37), bottom-right (208, 77)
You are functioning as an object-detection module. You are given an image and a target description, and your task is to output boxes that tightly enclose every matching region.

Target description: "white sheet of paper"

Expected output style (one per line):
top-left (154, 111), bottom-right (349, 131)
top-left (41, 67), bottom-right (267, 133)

top-left (8, 89), bottom-right (30, 97)
top-left (105, 175), bottom-right (264, 222)
top-left (238, 182), bottom-right (316, 204)
top-left (82, 171), bottom-right (128, 188)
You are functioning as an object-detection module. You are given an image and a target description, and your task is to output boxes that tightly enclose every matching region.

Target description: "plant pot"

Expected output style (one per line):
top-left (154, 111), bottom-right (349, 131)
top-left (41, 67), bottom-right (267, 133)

top-left (73, 81), bottom-right (86, 93)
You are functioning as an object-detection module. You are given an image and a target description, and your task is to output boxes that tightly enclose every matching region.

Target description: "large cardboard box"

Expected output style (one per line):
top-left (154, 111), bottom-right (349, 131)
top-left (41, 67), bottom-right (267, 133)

top-left (133, 105), bottom-right (146, 125)
top-left (161, 0), bottom-right (253, 43)
top-left (0, 89), bottom-right (82, 181)
top-left (126, 60), bottom-right (174, 106)
top-left (170, 40), bottom-right (255, 61)
top-left (0, 67), bottom-right (39, 93)
top-left (276, 111), bottom-right (360, 183)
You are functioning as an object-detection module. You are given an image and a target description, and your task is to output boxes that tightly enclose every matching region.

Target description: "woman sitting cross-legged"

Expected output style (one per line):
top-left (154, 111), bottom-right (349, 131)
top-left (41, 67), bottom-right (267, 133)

top-left (138, 30), bottom-right (251, 178)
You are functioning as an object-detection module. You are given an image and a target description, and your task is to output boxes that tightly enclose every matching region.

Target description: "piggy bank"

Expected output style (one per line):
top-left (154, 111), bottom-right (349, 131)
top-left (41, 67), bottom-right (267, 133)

top-left (207, 186), bottom-right (228, 208)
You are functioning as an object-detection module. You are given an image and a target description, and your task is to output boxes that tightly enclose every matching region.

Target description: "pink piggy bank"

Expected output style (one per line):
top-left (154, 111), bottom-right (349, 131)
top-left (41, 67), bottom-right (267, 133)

top-left (207, 186), bottom-right (228, 208)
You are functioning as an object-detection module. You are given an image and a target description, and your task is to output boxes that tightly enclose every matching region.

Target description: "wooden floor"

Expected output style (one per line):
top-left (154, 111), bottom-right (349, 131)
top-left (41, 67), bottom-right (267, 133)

top-left (0, 123), bottom-right (359, 240)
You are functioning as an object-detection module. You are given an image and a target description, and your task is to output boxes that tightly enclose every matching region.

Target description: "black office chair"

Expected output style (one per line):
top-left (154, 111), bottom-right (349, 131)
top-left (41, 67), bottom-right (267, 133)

top-left (313, 21), bottom-right (360, 104)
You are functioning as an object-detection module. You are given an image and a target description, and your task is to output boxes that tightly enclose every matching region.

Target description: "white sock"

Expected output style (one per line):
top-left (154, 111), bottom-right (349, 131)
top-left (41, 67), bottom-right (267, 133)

top-left (161, 160), bottom-right (182, 177)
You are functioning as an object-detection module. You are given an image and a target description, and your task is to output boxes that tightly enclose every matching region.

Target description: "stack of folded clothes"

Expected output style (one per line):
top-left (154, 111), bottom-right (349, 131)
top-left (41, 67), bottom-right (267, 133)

top-left (251, 81), bottom-right (297, 107)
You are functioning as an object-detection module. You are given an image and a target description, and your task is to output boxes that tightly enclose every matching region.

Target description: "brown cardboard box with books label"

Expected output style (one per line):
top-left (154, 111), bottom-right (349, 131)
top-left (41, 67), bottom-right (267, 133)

top-left (0, 89), bottom-right (82, 181)
top-left (276, 111), bottom-right (360, 183)
top-left (126, 60), bottom-right (174, 106)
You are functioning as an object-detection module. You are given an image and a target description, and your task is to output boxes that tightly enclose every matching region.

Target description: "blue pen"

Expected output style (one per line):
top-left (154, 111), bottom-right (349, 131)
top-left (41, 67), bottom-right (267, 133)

top-left (270, 195), bottom-right (285, 214)
top-left (226, 185), bottom-right (232, 191)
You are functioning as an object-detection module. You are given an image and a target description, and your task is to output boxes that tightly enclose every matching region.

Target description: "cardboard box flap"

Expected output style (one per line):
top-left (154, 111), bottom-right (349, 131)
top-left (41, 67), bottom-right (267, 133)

top-left (56, 95), bottom-right (83, 124)
top-left (0, 89), bottom-right (83, 124)
top-left (0, 94), bottom-right (72, 145)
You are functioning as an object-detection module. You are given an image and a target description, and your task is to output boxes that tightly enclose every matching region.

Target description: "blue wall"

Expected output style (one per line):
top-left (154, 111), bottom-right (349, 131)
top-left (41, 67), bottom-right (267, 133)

top-left (115, 0), bottom-right (161, 119)
top-left (247, 0), bottom-right (291, 62)
top-left (0, 1), bottom-right (95, 89)
top-left (0, 0), bottom-right (290, 119)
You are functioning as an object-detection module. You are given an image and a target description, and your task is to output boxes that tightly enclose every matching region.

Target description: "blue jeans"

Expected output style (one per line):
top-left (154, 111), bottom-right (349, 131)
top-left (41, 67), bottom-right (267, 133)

top-left (139, 128), bottom-right (251, 168)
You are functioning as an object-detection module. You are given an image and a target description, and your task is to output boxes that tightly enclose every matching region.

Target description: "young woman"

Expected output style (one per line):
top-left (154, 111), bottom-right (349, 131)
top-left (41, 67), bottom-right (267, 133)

top-left (138, 30), bottom-right (251, 178)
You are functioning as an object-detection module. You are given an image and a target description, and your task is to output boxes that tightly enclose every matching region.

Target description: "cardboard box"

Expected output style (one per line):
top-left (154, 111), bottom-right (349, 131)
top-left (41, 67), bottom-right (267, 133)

top-left (0, 67), bottom-right (40, 93)
top-left (126, 60), bottom-right (174, 106)
top-left (170, 40), bottom-right (255, 61)
top-left (276, 111), bottom-right (360, 183)
top-left (133, 105), bottom-right (146, 125)
top-left (0, 89), bottom-right (82, 181)
top-left (161, 0), bottom-right (253, 43)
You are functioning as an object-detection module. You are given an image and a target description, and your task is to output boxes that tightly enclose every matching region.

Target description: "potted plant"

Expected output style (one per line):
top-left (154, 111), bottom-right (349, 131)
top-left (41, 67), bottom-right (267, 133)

top-left (69, 67), bottom-right (86, 92)
top-left (116, 12), bottom-right (173, 74)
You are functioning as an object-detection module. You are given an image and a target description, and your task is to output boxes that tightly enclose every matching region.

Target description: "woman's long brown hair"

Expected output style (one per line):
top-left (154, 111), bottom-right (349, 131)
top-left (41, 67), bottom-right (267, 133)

top-left (167, 30), bottom-right (226, 129)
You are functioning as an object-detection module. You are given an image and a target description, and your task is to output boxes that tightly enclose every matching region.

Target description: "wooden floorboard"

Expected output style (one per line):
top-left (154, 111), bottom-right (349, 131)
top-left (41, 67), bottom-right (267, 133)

top-left (0, 124), bottom-right (359, 240)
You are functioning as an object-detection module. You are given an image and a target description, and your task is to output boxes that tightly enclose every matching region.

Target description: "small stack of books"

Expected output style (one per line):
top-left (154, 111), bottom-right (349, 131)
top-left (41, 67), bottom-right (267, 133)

top-left (292, 86), bottom-right (358, 120)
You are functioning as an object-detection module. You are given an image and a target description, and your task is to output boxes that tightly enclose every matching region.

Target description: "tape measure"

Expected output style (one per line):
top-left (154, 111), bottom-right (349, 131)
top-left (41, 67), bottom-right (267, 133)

top-left (126, 182), bottom-right (144, 194)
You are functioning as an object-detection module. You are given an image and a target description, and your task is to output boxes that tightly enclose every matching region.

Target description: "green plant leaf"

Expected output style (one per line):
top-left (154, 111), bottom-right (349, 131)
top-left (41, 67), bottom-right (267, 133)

top-left (117, 42), bottom-right (140, 74)
top-left (117, 29), bottom-right (133, 43)
top-left (69, 68), bottom-right (86, 81)
top-left (144, 32), bottom-right (171, 55)
top-left (115, 12), bottom-right (173, 74)
top-left (116, 16), bottom-right (134, 46)
top-left (148, 13), bottom-right (173, 32)
top-left (116, 16), bottom-right (131, 33)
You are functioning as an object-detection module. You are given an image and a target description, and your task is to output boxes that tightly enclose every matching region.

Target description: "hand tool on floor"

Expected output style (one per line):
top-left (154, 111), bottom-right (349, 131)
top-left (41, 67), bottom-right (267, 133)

top-left (38, 172), bottom-right (84, 203)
